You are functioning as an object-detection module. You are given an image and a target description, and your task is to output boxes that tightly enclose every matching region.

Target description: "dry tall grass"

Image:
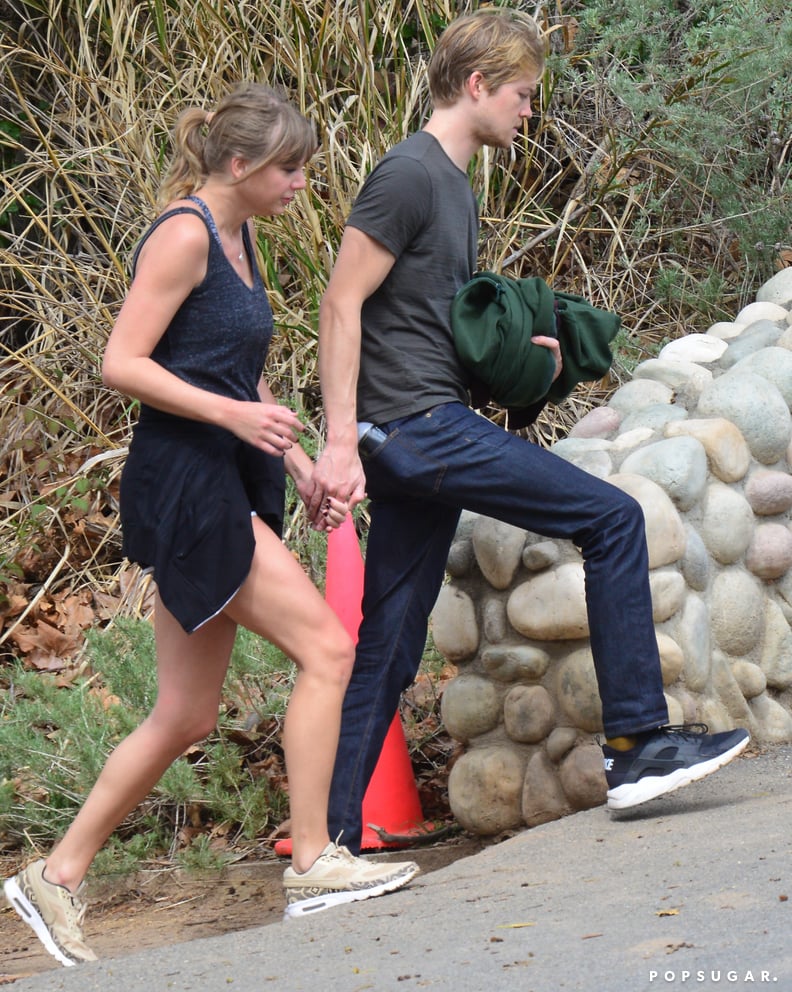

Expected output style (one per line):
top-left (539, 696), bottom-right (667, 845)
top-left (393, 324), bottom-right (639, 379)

top-left (0, 0), bottom-right (774, 653)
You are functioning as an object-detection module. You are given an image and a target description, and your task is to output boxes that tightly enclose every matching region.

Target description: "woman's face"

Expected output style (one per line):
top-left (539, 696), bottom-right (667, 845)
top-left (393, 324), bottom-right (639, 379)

top-left (243, 159), bottom-right (308, 216)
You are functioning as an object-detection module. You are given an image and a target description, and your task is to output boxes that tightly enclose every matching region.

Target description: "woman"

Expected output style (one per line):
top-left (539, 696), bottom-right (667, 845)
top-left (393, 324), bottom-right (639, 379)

top-left (4, 83), bottom-right (418, 968)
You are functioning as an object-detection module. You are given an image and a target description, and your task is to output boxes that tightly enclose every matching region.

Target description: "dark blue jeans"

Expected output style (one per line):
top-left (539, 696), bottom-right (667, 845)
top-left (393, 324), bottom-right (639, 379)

top-left (328, 402), bottom-right (669, 852)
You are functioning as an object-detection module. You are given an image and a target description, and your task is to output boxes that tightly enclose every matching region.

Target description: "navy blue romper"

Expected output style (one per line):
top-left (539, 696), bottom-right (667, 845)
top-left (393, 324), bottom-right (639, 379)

top-left (119, 196), bottom-right (286, 633)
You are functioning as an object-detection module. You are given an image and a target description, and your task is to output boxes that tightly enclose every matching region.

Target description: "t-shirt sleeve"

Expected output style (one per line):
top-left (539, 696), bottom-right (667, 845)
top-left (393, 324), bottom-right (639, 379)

top-left (346, 155), bottom-right (432, 259)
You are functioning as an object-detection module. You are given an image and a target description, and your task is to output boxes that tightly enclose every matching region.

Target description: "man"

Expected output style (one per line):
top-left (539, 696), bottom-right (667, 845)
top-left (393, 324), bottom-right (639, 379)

top-left (310, 7), bottom-right (748, 854)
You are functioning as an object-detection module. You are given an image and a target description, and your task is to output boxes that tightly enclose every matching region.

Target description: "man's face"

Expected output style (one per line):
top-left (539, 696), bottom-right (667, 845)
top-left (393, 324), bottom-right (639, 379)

top-left (475, 73), bottom-right (539, 149)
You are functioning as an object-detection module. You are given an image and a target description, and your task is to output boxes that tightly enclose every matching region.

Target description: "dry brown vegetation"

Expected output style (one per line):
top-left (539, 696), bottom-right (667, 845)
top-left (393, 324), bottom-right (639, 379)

top-left (0, 0), bottom-right (789, 859)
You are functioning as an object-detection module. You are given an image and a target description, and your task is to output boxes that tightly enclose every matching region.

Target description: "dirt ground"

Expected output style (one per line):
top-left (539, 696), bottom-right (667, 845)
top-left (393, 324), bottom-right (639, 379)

top-left (0, 833), bottom-right (486, 984)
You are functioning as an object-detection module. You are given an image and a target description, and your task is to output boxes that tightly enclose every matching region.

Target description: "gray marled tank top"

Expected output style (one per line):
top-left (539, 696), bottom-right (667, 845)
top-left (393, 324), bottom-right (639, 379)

top-left (133, 195), bottom-right (274, 421)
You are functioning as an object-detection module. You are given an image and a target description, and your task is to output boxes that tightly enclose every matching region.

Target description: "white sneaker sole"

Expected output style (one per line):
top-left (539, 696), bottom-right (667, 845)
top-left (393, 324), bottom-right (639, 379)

top-left (283, 863), bottom-right (420, 920)
top-left (606, 734), bottom-right (749, 811)
top-left (3, 875), bottom-right (77, 968)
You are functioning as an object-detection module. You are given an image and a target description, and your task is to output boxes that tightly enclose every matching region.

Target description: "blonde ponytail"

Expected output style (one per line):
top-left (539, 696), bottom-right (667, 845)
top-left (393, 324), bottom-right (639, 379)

top-left (156, 108), bottom-right (212, 209)
top-left (155, 85), bottom-right (317, 211)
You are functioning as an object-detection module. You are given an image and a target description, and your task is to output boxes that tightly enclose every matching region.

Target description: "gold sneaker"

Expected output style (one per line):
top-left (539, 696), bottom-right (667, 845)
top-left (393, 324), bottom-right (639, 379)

top-left (283, 842), bottom-right (419, 919)
top-left (4, 859), bottom-right (97, 966)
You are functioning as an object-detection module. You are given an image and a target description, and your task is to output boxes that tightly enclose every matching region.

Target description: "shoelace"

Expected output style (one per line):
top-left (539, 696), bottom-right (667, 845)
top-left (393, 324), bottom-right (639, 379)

top-left (326, 844), bottom-right (358, 864)
top-left (61, 887), bottom-right (88, 930)
top-left (657, 722), bottom-right (709, 740)
top-left (325, 833), bottom-right (360, 863)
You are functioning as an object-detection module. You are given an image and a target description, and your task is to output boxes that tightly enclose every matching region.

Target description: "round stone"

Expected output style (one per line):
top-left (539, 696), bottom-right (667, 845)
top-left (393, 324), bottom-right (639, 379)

top-left (448, 746), bottom-right (526, 834)
top-left (507, 563), bottom-right (589, 641)
top-left (440, 674), bottom-right (501, 742)
top-left (481, 644), bottom-right (551, 683)
top-left (555, 647), bottom-right (603, 734)
top-left (745, 469), bottom-right (792, 516)
top-left (522, 749), bottom-right (569, 827)
top-left (710, 570), bottom-right (764, 656)
top-left (558, 742), bottom-right (608, 810)
top-left (431, 585), bottom-right (479, 663)
top-left (745, 523), bottom-right (792, 580)
top-left (730, 660), bottom-right (767, 700)
top-left (697, 370), bottom-right (791, 465)
top-left (700, 483), bottom-right (755, 564)
top-left (756, 269), bottom-right (792, 308)
top-left (503, 684), bottom-right (556, 743)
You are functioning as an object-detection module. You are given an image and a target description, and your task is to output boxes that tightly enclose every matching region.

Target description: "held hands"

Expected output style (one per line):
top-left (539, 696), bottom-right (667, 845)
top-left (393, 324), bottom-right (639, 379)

top-left (307, 440), bottom-right (367, 529)
top-left (290, 470), bottom-right (349, 533)
top-left (313, 495), bottom-right (350, 533)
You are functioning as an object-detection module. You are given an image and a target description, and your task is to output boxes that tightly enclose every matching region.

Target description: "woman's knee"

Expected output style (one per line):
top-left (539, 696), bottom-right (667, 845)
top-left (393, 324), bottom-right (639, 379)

top-left (148, 700), bottom-right (219, 750)
top-left (326, 627), bottom-right (356, 684)
top-left (300, 624), bottom-right (355, 687)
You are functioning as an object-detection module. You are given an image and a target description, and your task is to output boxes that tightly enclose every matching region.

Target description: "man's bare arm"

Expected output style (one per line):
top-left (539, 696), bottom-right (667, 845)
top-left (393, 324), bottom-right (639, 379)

top-left (309, 227), bottom-right (396, 522)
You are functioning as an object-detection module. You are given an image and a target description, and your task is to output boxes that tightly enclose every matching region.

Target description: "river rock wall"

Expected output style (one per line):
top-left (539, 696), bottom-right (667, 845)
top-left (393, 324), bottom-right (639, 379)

top-left (432, 268), bottom-right (792, 835)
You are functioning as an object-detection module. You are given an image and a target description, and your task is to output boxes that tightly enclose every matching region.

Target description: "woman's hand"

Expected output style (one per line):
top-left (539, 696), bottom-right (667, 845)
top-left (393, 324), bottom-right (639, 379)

top-left (226, 400), bottom-right (304, 456)
top-left (316, 495), bottom-right (349, 532)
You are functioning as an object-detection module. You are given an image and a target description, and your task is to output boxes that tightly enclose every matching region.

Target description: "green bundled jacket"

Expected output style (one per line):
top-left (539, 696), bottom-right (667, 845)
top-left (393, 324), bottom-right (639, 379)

top-left (450, 271), bottom-right (621, 410)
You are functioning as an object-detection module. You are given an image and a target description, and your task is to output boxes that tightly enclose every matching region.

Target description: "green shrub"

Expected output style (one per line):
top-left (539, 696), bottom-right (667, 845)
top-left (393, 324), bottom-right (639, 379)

top-left (0, 619), bottom-right (292, 868)
top-left (560, 0), bottom-right (792, 302)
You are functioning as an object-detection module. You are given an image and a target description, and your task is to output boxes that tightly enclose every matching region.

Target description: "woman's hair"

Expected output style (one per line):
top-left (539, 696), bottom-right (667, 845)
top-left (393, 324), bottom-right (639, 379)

top-left (428, 8), bottom-right (546, 108)
top-left (157, 83), bottom-right (318, 207)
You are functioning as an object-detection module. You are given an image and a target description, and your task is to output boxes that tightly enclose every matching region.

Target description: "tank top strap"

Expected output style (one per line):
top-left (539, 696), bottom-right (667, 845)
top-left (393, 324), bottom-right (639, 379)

top-left (187, 194), bottom-right (253, 263)
top-left (185, 195), bottom-right (222, 243)
top-left (131, 204), bottom-right (208, 274)
top-left (132, 197), bottom-right (255, 279)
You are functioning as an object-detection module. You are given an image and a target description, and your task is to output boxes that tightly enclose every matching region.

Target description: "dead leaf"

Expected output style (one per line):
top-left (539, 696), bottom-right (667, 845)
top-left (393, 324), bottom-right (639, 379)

top-left (50, 591), bottom-right (94, 635)
top-left (0, 589), bottom-right (28, 619)
top-left (89, 685), bottom-right (123, 710)
top-left (11, 619), bottom-right (82, 670)
top-left (92, 589), bottom-right (123, 620)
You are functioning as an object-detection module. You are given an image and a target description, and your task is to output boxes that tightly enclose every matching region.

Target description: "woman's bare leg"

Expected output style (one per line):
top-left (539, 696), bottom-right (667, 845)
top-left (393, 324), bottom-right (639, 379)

top-left (224, 516), bottom-right (355, 873)
top-left (43, 599), bottom-right (238, 892)
top-left (42, 515), bottom-right (353, 888)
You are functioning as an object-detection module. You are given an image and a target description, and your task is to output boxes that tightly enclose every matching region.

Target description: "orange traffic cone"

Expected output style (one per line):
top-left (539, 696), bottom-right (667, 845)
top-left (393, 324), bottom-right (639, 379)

top-left (275, 514), bottom-right (431, 854)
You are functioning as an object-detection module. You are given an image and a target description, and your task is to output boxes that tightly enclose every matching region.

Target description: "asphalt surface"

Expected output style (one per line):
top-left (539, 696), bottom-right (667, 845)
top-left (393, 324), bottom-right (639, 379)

top-left (11, 743), bottom-right (792, 992)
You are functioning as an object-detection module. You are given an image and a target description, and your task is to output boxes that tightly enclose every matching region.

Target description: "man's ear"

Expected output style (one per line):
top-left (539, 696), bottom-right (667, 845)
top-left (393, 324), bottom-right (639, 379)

top-left (466, 70), bottom-right (486, 100)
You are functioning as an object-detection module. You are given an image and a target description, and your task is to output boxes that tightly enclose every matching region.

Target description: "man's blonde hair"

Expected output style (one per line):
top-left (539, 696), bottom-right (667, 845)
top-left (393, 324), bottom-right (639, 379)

top-left (428, 7), bottom-right (546, 108)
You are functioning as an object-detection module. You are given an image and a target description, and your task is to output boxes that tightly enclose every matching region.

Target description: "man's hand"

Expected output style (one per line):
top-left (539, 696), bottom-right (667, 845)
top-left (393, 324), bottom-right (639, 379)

top-left (308, 440), bottom-right (367, 527)
top-left (531, 335), bottom-right (563, 382)
top-left (289, 457), bottom-right (351, 532)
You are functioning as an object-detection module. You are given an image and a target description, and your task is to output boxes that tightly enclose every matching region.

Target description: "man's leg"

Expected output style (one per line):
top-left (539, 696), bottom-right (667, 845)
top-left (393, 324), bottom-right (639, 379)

top-left (375, 403), bottom-right (668, 736)
top-left (327, 494), bottom-right (461, 854)
top-left (358, 404), bottom-right (747, 809)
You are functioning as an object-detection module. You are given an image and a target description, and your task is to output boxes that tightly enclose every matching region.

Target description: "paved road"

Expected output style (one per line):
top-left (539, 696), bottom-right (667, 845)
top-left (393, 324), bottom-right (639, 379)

top-left (12, 744), bottom-right (792, 992)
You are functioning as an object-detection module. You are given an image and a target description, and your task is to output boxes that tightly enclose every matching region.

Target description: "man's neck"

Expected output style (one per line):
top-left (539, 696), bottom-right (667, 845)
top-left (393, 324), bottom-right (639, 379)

top-left (422, 108), bottom-right (482, 172)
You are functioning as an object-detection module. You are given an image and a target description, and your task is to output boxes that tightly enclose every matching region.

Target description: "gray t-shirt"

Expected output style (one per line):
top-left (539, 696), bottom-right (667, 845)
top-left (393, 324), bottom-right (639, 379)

top-left (347, 131), bottom-right (478, 423)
